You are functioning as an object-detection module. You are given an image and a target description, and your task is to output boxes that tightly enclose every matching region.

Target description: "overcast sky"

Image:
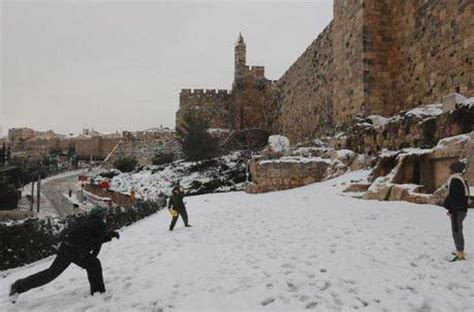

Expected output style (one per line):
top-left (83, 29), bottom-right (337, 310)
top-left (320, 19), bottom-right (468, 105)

top-left (1, 0), bottom-right (333, 136)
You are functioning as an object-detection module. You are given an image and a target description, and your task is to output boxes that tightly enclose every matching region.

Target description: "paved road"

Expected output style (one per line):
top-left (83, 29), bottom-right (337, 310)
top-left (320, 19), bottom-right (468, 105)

top-left (41, 175), bottom-right (80, 217)
top-left (38, 170), bottom-right (93, 218)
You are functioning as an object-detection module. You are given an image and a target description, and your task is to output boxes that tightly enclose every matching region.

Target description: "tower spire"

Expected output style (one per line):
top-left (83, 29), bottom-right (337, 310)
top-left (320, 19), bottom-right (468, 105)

top-left (236, 32), bottom-right (244, 45)
top-left (234, 32), bottom-right (246, 77)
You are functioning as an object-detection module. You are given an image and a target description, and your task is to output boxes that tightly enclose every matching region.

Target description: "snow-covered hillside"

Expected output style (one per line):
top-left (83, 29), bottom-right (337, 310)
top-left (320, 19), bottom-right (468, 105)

top-left (1, 171), bottom-right (473, 311)
top-left (101, 152), bottom-right (248, 201)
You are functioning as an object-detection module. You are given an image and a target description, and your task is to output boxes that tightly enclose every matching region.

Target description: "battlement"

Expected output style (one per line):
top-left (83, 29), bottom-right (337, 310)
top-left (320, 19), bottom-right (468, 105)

top-left (249, 66), bottom-right (265, 75)
top-left (180, 88), bottom-right (231, 98)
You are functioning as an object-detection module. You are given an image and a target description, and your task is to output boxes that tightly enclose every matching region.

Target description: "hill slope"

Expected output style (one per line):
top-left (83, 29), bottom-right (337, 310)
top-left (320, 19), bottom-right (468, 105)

top-left (1, 171), bottom-right (473, 311)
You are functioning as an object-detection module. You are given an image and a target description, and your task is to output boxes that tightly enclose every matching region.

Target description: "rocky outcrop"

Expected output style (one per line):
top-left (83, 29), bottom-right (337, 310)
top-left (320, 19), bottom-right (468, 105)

top-left (334, 96), bottom-right (474, 155)
top-left (362, 132), bottom-right (473, 205)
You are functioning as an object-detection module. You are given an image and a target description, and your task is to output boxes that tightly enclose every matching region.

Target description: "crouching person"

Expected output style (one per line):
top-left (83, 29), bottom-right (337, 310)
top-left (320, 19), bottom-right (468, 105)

top-left (9, 206), bottom-right (120, 302)
top-left (443, 161), bottom-right (469, 262)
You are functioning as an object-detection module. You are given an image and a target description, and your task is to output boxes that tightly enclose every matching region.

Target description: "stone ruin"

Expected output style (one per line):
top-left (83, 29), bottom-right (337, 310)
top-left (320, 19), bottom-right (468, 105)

top-left (246, 94), bottom-right (474, 204)
top-left (245, 135), bottom-right (370, 194)
top-left (359, 132), bottom-right (473, 205)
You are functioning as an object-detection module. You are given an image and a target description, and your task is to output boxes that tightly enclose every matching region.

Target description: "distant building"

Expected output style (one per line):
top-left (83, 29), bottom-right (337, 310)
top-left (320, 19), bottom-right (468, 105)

top-left (8, 128), bottom-right (35, 142)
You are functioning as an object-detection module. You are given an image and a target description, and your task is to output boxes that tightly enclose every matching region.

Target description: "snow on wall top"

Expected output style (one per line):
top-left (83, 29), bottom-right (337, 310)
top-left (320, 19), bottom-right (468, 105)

top-left (405, 103), bottom-right (443, 118)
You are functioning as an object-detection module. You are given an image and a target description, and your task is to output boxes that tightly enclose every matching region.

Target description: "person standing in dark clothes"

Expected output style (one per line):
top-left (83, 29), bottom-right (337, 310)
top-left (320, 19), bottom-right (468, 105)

top-left (443, 161), bottom-right (470, 262)
top-left (168, 186), bottom-right (191, 231)
top-left (9, 206), bottom-right (120, 302)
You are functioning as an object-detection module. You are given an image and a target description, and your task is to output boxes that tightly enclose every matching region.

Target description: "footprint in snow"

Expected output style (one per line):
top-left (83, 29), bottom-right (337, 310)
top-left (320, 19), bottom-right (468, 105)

top-left (261, 297), bottom-right (275, 306)
top-left (299, 295), bottom-right (309, 302)
top-left (287, 281), bottom-right (297, 292)
top-left (305, 302), bottom-right (318, 309)
top-left (316, 280), bottom-right (331, 291)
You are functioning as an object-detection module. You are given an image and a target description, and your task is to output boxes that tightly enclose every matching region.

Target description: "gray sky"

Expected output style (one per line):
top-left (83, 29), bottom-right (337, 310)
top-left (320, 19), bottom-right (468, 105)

top-left (1, 0), bottom-right (333, 135)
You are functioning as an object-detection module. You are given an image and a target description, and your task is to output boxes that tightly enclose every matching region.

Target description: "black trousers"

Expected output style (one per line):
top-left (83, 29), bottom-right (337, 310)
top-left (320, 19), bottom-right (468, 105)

top-left (451, 212), bottom-right (467, 252)
top-left (169, 208), bottom-right (189, 231)
top-left (14, 243), bottom-right (105, 295)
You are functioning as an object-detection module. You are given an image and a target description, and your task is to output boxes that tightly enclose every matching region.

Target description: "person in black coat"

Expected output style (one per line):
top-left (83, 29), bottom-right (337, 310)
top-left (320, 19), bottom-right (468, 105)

top-left (443, 161), bottom-right (469, 262)
top-left (168, 186), bottom-right (191, 231)
top-left (9, 206), bottom-right (120, 302)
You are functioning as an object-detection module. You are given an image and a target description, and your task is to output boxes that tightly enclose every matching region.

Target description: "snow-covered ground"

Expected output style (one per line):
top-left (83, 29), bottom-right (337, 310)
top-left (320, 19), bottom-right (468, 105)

top-left (1, 171), bottom-right (473, 312)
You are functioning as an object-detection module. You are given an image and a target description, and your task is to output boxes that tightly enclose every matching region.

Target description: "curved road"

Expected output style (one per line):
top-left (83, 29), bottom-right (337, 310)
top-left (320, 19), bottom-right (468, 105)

top-left (38, 170), bottom-right (92, 218)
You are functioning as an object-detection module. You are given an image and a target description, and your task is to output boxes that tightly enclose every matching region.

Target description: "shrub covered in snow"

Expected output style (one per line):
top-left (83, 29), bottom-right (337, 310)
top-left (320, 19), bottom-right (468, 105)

top-left (114, 157), bottom-right (138, 173)
top-left (181, 114), bottom-right (218, 161)
top-left (152, 151), bottom-right (175, 165)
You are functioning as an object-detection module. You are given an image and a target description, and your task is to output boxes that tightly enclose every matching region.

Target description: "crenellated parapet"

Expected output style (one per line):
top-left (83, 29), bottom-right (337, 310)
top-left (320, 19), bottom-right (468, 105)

top-left (177, 87), bottom-right (233, 130)
top-left (179, 88), bottom-right (232, 110)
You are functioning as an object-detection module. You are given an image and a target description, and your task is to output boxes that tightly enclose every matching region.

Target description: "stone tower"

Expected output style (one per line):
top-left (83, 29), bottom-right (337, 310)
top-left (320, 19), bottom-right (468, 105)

top-left (234, 32), bottom-right (246, 78)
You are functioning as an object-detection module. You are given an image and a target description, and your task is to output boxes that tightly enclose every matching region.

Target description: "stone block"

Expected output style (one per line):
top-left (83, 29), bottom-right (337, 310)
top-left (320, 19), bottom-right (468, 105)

top-left (404, 192), bottom-right (433, 205)
top-left (272, 178), bottom-right (283, 185)
top-left (302, 176), bottom-right (316, 185)
top-left (431, 133), bottom-right (470, 159)
top-left (388, 185), bottom-right (409, 201)
top-left (442, 93), bottom-right (466, 112)
top-left (363, 179), bottom-right (393, 201)
top-left (343, 183), bottom-right (371, 193)
top-left (267, 168), bottom-right (281, 178)
top-left (350, 154), bottom-right (368, 171)
top-left (289, 177), bottom-right (302, 186)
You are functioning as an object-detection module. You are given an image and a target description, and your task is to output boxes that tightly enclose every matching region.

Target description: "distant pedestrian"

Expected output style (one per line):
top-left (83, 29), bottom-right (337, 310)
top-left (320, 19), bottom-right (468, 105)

top-left (443, 161), bottom-right (469, 262)
top-left (168, 186), bottom-right (191, 231)
top-left (9, 206), bottom-right (120, 303)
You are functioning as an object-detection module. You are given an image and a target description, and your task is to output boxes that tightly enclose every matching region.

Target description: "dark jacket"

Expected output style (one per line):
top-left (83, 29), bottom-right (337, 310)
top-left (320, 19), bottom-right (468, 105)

top-left (443, 175), bottom-right (469, 214)
top-left (62, 215), bottom-right (115, 257)
top-left (168, 193), bottom-right (186, 212)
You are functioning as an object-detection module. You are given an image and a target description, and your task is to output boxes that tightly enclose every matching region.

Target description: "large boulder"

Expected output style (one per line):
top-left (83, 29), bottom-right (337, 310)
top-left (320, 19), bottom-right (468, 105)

top-left (363, 176), bottom-right (394, 200)
top-left (268, 135), bottom-right (290, 153)
top-left (350, 154), bottom-right (370, 171)
top-left (431, 133), bottom-right (471, 159)
top-left (388, 184), bottom-right (426, 201)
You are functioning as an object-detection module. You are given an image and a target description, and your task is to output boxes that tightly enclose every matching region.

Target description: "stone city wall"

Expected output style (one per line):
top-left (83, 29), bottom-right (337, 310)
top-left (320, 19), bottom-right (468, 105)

top-left (384, 0), bottom-right (474, 114)
top-left (176, 89), bottom-right (232, 132)
top-left (273, 23), bottom-right (334, 143)
top-left (177, 1), bottom-right (473, 145)
top-left (103, 131), bottom-right (181, 166)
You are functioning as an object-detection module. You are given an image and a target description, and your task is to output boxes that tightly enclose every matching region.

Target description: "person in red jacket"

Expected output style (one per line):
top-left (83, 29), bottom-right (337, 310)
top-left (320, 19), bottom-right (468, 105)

top-left (443, 161), bottom-right (469, 262)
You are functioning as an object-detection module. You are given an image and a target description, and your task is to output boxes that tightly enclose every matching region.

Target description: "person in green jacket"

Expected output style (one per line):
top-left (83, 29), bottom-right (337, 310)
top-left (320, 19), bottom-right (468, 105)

top-left (168, 186), bottom-right (191, 231)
